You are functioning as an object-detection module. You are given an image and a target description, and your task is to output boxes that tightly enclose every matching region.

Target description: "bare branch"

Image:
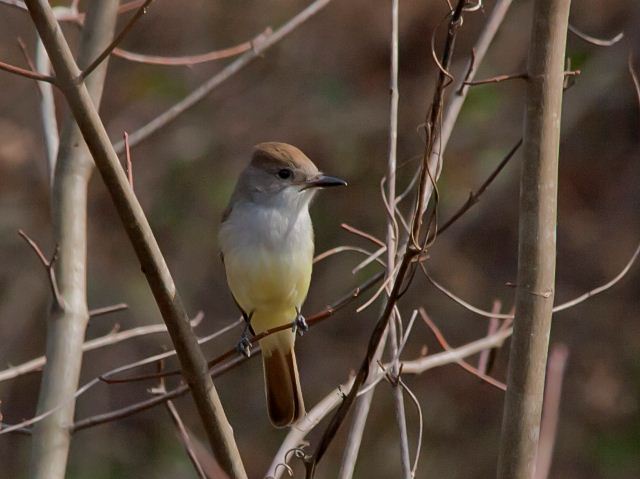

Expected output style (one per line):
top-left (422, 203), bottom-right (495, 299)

top-left (0, 57), bottom-right (55, 83)
top-left (419, 309), bottom-right (506, 390)
top-left (421, 234), bottom-right (640, 319)
top-left (497, 1), bottom-right (571, 477)
top-left (88, 303), bottom-right (128, 318)
top-left (112, 31), bottom-right (264, 66)
top-left (463, 72), bottom-right (528, 86)
top-left (0, 317), bottom-right (201, 383)
top-left (23, 1), bottom-right (246, 476)
top-left (18, 229), bottom-right (64, 310)
top-left (568, 24), bottom-right (623, 47)
top-left (268, 325), bottom-right (513, 478)
top-left (385, 1), bottom-right (412, 474)
top-left (78, 0), bottom-right (153, 81)
top-left (165, 400), bottom-right (209, 479)
top-left (435, 0), bottom-right (516, 198)
top-left (102, 272), bottom-right (383, 385)
top-left (35, 36), bottom-right (59, 181)
top-left (477, 300), bottom-right (503, 375)
top-left (307, 3), bottom-right (472, 475)
top-left (551, 240), bottom-right (640, 313)
top-left (27, 4), bottom-right (120, 478)
top-left (113, 0), bottom-right (334, 154)
top-left (534, 344), bottom-right (569, 479)
top-left (437, 139), bottom-right (522, 236)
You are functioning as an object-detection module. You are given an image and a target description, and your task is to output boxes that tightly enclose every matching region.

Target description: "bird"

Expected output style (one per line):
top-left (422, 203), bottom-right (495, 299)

top-left (218, 142), bottom-right (347, 427)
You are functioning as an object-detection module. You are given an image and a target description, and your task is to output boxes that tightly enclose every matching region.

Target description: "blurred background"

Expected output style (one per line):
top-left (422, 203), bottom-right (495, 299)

top-left (1, 0), bottom-right (638, 477)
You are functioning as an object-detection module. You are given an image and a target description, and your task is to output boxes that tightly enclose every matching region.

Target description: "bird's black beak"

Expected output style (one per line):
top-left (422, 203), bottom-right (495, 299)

top-left (302, 174), bottom-right (348, 190)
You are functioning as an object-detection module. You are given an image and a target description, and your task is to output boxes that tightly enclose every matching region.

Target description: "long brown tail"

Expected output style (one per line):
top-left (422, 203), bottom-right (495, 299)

top-left (262, 333), bottom-right (305, 428)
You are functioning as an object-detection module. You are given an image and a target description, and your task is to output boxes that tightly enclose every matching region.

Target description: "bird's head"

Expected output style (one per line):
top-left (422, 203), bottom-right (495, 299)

top-left (236, 142), bottom-right (347, 209)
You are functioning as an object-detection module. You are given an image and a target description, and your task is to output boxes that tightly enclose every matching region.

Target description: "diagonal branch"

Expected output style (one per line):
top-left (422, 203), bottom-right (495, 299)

top-left (22, 1), bottom-right (246, 477)
top-left (0, 57), bottom-right (55, 83)
top-left (78, 0), bottom-right (153, 81)
top-left (113, 0), bottom-right (334, 154)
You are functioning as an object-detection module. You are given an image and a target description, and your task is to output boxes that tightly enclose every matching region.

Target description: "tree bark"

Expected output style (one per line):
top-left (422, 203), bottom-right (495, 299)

top-left (29, 2), bottom-right (119, 478)
top-left (497, 1), bottom-right (570, 478)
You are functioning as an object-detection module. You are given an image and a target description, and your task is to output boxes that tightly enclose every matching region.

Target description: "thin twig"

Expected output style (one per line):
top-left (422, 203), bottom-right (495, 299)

top-left (463, 72), bottom-right (528, 86)
top-left (16, 37), bottom-right (37, 76)
top-left (425, 0), bottom-right (515, 221)
top-left (267, 325), bottom-right (513, 478)
top-left (78, 0), bottom-right (153, 81)
top-left (18, 230), bottom-right (64, 310)
top-left (0, 57), bottom-right (56, 83)
top-left (112, 30), bottom-right (266, 66)
top-left (421, 235), bottom-right (640, 318)
top-left (307, 3), bottom-right (471, 476)
top-left (437, 138), bottom-right (522, 236)
top-left (165, 400), bottom-right (209, 479)
top-left (385, 1), bottom-right (412, 476)
top-left (568, 24), bottom-right (624, 47)
top-left (88, 303), bottom-right (128, 318)
top-left (341, 223), bottom-right (386, 248)
top-left (477, 300), bottom-right (502, 375)
top-left (0, 316), bottom-right (202, 383)
top-left (113, 0), bottom-right (334, 154)
top-left (465, 70), bottom-right (579, 88)
top-left (419, 308), bottom-right (506, 390)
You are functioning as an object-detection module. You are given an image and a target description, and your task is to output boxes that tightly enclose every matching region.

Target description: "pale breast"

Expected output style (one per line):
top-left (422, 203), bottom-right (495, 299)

top-left (219, 202), bottom-right (314, 315)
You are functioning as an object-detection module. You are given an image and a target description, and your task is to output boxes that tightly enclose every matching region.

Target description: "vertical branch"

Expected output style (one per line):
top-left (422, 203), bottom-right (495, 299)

top-left (35, 37), bottom-right (58, 182)
top-left (23, 2), bottom-right (247, 477)
top-left (28, 2), bottom-right (119, 479)
top-left (385, 0), bottom-right (412, 476)
top-left (497, 1), bottom-right (571, 478)
top-left (534, 344), bottom-right (569, 479)
top-left (337, 1), bottom-right (408, 477)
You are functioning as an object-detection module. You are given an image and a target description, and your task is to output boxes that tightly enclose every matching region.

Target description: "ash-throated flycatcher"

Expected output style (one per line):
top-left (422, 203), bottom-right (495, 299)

top-left (219, 142), bottom-right (346, 427)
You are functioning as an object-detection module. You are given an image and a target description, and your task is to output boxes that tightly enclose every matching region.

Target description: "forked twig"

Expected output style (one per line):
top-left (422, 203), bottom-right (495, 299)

top-left (18, 230), bottom-right (64, 310)
top-left (419, 308), bottom-right (506, 390)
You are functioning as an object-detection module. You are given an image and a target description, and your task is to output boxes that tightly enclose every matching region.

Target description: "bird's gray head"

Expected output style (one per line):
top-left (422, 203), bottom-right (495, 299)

top-left (232, 142), bottom-right (347, 210)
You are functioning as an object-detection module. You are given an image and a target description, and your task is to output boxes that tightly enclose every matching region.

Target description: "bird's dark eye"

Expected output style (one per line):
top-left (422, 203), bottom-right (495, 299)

top-left (277, 168), bottom-right (293, 180)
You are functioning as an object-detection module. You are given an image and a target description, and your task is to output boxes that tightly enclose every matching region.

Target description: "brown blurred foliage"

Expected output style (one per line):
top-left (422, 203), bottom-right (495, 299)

top-left (0, 1), bottom-right (639, 478)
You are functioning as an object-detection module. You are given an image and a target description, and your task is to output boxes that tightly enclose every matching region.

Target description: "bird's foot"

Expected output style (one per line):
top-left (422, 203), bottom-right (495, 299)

top-left (236, 333), bottom-right (253, 358)
top-left (292, 308), bottom-right (309, 336)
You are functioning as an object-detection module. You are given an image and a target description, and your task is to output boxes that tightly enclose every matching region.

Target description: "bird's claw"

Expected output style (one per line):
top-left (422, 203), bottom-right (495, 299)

top-left (236, 335), bottom-right (252, 358)
top-left (292, 312), bottom-right (309, 336)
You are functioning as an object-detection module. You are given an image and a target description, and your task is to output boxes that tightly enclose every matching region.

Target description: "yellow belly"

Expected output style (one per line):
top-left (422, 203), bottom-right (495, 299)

top-left (224, 245), bottom-right (312, 334)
